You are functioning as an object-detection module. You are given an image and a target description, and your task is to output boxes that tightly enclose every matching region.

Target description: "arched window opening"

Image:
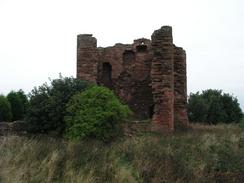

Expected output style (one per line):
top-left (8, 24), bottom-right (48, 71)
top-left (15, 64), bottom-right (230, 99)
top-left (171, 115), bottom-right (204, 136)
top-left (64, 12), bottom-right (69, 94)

top-left (136, 44), bottom-right (147, 52)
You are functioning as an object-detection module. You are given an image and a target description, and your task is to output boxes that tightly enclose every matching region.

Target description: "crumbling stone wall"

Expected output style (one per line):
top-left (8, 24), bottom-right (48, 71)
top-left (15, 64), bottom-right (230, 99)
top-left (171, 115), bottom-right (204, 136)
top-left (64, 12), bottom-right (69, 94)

top-left (174, 46), bottom-right (188, 129)
top-left (77, 26), bottom-right (188, 132)
top-left (151, 26), bottom-right (175, 132)
top-left (77, 34), bottom-right (98, 82)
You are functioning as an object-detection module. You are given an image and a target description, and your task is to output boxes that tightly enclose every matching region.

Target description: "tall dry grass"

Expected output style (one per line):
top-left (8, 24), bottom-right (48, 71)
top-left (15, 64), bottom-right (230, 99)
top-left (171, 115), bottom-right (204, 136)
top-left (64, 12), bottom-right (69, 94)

top-left (0, 124), bottom-right (243, 183)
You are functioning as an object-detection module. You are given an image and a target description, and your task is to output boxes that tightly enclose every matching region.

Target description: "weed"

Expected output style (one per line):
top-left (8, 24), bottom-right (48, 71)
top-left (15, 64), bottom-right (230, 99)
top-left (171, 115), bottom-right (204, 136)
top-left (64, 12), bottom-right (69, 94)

top-left (0, 124), bottom-right (243, 183)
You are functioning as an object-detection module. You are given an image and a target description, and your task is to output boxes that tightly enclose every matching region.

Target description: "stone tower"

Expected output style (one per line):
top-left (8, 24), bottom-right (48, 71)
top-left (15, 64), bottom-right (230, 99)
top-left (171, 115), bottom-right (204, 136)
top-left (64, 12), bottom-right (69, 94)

top-left (77, 34), bottom-right (98, 82)
top-left (151, 26), bottom-right (175, 131)
top-left (77, 26), bottom-right (188, 132)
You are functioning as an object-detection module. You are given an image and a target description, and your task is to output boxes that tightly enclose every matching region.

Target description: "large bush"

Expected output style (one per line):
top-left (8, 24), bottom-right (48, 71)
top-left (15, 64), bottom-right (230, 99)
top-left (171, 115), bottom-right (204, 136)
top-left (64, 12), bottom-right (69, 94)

top-left (240, 115), bottom-right (244, 129)
top-left (187, 89), bottom-right (243, 124)
top-left (65, 86), bottom-right (131, 141)
top-left (0, 95), bottom-right (12, 122)
top-left (7, 90), bottom-right (28, 121)
top-left (26, 76), bottom-right (89, 134)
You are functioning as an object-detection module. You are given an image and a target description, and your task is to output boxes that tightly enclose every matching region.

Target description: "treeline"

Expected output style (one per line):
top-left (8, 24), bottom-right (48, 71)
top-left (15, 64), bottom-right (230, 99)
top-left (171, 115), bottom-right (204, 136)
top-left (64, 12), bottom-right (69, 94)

top-left (0, 76), bottom-right (130, 141)
top-left (0, 90), bottom-right (28, 122)
top-left (1, 77), bottom-right (243, 141)
top-left (187, 89), bottom-right (243, 124)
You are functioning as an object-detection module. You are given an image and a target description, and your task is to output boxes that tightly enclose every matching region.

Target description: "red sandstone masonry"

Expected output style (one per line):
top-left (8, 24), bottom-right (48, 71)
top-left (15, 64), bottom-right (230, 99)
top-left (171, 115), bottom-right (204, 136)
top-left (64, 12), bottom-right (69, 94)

top-left (174, 46), bottom-right (189, 128)
top-left (77, 26), bottom-right (188, 132)
top-left (77, 34), bottom-right (98, 82)
top-left (151, 26), bottom-right (174, 132)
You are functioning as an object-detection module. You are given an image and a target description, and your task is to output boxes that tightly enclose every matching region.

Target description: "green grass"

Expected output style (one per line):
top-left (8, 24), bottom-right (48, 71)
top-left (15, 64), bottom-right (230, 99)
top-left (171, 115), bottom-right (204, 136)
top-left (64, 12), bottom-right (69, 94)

top-left (0, 124), bottom-right (244, 183)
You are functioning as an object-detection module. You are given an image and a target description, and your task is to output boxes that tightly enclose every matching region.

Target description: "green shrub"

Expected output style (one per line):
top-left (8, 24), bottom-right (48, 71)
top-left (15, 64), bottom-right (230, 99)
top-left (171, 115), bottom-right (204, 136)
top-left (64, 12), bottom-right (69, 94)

top-left (65, 86), bottom-right (131, 141)
top-left (187, 89), bottom-right (243, 124)
top-left (0, 95), bottom-right (12, 122)
top-left (187, 93), bottom-right (208, 122)
top-left (240, 116), bottom-right (244, 129)
top-left (16, 89), bottom-right (29, 115)
top-left (26, 75), bottom-right (89, 134)
top-left (7, 90), bottom-right (27, 121)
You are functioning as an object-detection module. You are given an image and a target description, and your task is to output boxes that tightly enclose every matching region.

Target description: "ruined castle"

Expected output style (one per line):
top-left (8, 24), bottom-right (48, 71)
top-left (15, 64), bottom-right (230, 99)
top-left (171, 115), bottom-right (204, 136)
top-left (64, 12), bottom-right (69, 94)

top-left (77, 26), bottom-right (188, 132)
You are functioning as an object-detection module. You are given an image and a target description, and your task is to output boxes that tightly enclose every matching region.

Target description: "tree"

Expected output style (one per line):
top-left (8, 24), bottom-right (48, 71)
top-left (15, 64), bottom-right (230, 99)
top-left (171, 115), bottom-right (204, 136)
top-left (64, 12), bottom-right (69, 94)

top-left (187, 92), bottom-right (208, 122)
top-left (0, 95), bottom-right (12, 122)
top-left (26, 75), bottom-right (89, 134)
top-left (187, 89), bottom-right (243, 124)
top-left (16, 89), bottom-right (29, 115)
top-left (65, 86), bottom-right (131, 141)
top-left (7, 91), bottom-right (25, 121)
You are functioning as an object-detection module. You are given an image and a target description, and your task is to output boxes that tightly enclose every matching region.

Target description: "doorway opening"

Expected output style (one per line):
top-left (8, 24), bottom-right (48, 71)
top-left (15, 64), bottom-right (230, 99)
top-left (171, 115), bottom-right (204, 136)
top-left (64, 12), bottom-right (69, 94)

top-left (102, 62), bottom-right (112, 88)
top-left (149, 104), bottom-right (154, 118)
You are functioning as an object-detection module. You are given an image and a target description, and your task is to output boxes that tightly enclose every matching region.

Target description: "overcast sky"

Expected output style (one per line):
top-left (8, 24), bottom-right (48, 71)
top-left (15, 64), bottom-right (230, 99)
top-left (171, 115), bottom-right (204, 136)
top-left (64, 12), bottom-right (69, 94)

top-left (0, 0), bottom-right (243, 110)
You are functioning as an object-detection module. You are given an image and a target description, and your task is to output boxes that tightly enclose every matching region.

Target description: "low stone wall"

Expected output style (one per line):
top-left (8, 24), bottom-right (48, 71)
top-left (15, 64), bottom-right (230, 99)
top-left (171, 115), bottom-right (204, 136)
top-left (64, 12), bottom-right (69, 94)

top-left (0, 122), bottom-right (10, 136)
top-left (0, 121), bottom-right (27, 136)
top-left (123, 120), bottom-right (152, 136)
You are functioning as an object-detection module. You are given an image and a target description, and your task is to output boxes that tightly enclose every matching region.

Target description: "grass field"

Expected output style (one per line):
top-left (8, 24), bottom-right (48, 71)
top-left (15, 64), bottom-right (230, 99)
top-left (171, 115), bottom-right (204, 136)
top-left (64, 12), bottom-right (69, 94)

top-left (0, 123), bottom-right (244, 183)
